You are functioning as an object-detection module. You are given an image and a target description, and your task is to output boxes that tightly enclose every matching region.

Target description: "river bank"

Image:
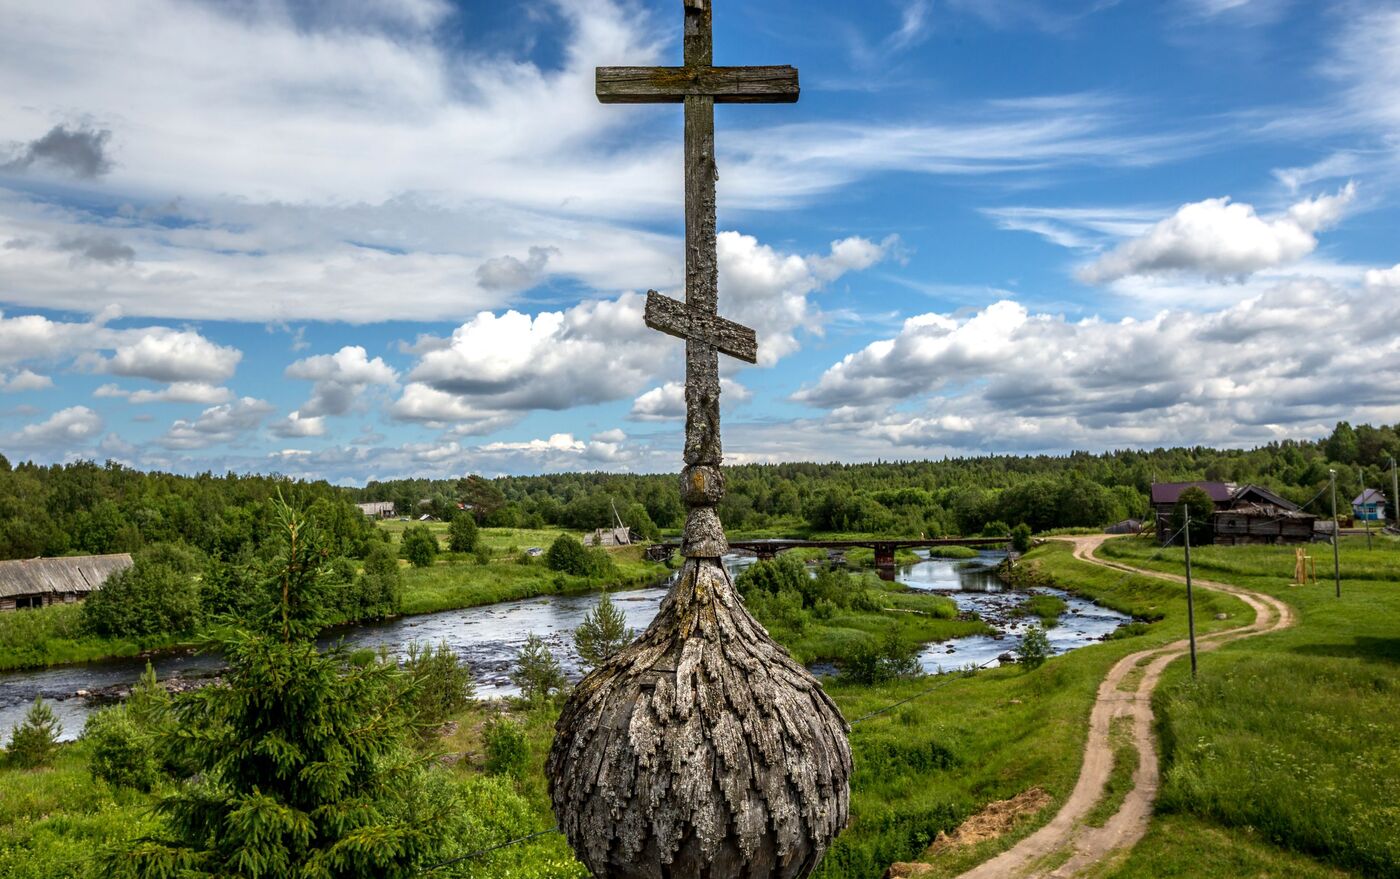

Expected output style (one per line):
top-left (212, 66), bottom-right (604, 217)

top-left (0, 549), bottom-right (1134, 743)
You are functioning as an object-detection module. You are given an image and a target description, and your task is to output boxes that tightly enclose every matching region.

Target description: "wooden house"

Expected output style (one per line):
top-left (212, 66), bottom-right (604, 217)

top-left (1213, 503), bottom-right (1317, 545)
top-left (1150, 482), bottom-right (1236, 542)
top-left (1151, 482), bottom-right (1310, 545)
top-left (355, 501), bottom-right (396, 519)
top-left (0, 553), bottom-right (133, 612)
top-left (584, 526), bottom-right (632, 547)
top-left (1352, 489), bottom-right (1387, 522)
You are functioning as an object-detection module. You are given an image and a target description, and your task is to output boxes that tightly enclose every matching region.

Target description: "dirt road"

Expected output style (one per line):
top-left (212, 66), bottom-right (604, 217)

top-left (952, 535), bottom-right (1295, 879)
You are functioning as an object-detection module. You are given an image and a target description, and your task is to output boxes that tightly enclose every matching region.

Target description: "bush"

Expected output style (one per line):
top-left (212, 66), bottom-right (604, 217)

top-left (400, 524), bottom-right (439, 568)
top-left (483, 716), bottom-right (530, 778)
top-left (403, 641), bottom-right (475, 729)
top-left (1011, 523), bottom-right (1033, 554)
top-left (82, 551), bottom-right (202, 639)
top-left (1018, 625), bottom-right (1053, 670)
top-left (545, 534), bottom-right (590, 576)
top-left (448, 513), bottom-right (479, 553)
top-left (981, 519), bottom-right (1011, 537)
top-left (574, 591), bottom-right (634, 671)
top-left (7, 696), bottom-right (61, 768)
top-left (842, 631), bottom-right (922, 685)
top-left (474, 544), bottom-right (492, 566)
top-left (85, 707), bottom-right (160, 791)
top-left (511, 633), bottom-right (566, 702)
top-left (357, 541), bottom-right (404, 619)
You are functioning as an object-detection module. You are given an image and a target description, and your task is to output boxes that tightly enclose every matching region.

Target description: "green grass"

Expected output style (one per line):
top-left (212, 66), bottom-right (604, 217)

top-left (1015, 593), bottom-right (1068, 627)
top-left (769, 590), bottom-right (989, 667)
top-left (0, 604), bottom-right (190, 672)
top-left (1100, 815), bottom-right (1354, 879)
top-left (0, 743), bottom-right (158, 879)
top-left (1097, 536), bottom-right (1400, 877)
top-left (399, 546), bottom-right (666, 616)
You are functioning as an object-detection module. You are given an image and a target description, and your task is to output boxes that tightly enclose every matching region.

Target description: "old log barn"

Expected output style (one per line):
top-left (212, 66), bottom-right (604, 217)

top-left (355, 501), bottom-right (396, 519)
top-left (0, 553), bottom-right (133, 612)
top-left (1151, 482), bottom-right (1316, 545)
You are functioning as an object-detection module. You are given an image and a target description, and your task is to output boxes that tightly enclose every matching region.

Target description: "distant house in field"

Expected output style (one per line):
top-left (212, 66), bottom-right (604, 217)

top-left (584, 527), bottom-right (632, 548)
top-left (1151, 482), bottom-right (1312, 545)
top-left (355, 501), bottom-right (396, 519)
top-left (1352, 489), bottom-right (1387, 522)
top-left (0, 553), bottom-right (133, 612)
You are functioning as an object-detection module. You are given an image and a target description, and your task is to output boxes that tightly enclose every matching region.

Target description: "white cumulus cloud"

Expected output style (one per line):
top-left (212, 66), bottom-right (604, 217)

top-left (1078, 184), bottom-right (1356, 284)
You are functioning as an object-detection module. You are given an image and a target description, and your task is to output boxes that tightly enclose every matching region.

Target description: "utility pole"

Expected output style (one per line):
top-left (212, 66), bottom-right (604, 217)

top-left (1183, 503), bottom-right (1197, 678)
top-left (1391, 456), bottom-right (1398, 532)
top-left (1330, 469), bottom-right (1341, 599)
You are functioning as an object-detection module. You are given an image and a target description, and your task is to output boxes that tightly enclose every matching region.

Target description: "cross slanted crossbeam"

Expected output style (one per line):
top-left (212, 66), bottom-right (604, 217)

top-left (598, 0), bottom-right (797, 556)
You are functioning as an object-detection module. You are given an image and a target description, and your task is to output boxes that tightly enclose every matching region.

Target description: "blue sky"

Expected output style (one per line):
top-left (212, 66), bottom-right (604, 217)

top-left (1, 0), bottom-right (1397, 484)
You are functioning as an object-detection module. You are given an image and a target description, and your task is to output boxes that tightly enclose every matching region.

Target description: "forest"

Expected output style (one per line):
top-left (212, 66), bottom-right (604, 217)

top-left (1, 421), bottom-right (1395, 564)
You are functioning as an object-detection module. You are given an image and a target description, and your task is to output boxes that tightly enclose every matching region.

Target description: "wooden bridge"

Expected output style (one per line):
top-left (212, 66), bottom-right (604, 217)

top-left (647, 536), bottom-right (1009, 569)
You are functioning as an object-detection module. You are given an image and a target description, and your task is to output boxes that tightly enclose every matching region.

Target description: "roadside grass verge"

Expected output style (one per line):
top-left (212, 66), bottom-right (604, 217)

top-left (1099, 537), bottom-right (1400, 877)
top-left (1100, 815), bottom-right (1355, 879)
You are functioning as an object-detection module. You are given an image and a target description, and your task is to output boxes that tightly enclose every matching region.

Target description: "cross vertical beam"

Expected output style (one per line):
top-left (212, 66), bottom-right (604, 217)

top-left (597, 0), bottom-right (798, 557)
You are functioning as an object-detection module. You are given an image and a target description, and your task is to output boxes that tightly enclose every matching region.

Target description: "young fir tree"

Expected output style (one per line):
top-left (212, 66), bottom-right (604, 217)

top-left (7, 696), bottom-right (62, 769)
top-left (573, 591), bottom-right (635, 671)
top-left (108, 503), bottom-right (454, 879)
top-left (510, 633), bottom-right (566, 702)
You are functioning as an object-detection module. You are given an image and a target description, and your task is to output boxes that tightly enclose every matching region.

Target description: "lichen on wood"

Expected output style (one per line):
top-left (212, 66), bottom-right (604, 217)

top-left (548, 557), bottom-right (852, 878)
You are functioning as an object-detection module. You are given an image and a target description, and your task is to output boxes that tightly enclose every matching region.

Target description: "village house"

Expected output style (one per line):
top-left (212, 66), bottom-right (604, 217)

top-left (1352, 489), bottom-right (1387, 522)
top-left (355, 501), bottom-right (396, 519)
top-left (0, 553), bottom-right (133, 612)
top-left (1151, 482), bottom-right (1317, 545)
top-left (583, 526), bottom-right (632, 548)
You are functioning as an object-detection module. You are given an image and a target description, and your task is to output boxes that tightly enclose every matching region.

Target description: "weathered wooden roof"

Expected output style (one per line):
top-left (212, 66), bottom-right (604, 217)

top-left (1215, 503), bottom-right (1316, 521)
top-left (0, 553), bottom-right (133, 599)
top-left (355, 501), bottom-right (396, 515)
top-left (1150, 481), bottom-right (1236, 505)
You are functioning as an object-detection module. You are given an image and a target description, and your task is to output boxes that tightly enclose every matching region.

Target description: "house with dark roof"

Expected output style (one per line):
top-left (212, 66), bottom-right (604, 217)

top-left (0, 553), bottom-right (133, 612)
top-left (1352, 489), bottom-right (1387, 522)
top-left (1150, 482), bottom-right (1310, 545)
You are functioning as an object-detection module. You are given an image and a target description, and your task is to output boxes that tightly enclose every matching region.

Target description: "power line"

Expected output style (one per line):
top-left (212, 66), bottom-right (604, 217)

top-left (417, 826), bottom-right (560, 875)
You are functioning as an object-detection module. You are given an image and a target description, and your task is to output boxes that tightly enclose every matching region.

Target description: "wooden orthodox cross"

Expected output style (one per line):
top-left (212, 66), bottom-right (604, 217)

top-left (549, 6), bottom-right (850, 878)
top-left (598, 0), bottom-right (796, 556)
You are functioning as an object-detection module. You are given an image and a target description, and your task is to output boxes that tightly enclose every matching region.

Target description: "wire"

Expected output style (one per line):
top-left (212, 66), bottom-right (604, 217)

top-left (417, 827), bottom-right (560, 875)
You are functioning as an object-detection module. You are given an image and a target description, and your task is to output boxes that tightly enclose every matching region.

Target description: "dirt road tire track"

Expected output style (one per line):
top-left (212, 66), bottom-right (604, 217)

top-left (951, 535), bottom-right (1295, 879)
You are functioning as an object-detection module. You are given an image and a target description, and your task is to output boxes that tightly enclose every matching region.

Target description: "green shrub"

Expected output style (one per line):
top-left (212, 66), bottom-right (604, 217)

top-left (981, 519), bottom-right (1011, 537)
top-left (7, 696), bottom-right (61, 769)
top-left (84, 707), bottom-right (160, 791)
top-left (474, 544), bottom-right (493, 566)
top-left (1017, 625), bottom-right (1053, 670)
top-left (357, 541), bottom-right (404, 619)
top-left (842, 631), bottom-right (922, 685)
top-left (400, 524), bottom-right (439, 568)
top-left (511, 633), bottom-right (566, 702)
top-left (1011, 522), bottom-right (1033, 554)
top-left (448, 513), bottom-right (479, 553)
top-left (82, 552), bottom-right (201, 639)
top-left (403, 641), bottom-right (475, 729)
top-left (1169, 486), bottom-right (1216, 546)
top-left (545, 534), bottom-right (590, 576)
top-left (574, 591), bottom-right (634, 671)
top-left (483, 716), bottom-right (530, 778)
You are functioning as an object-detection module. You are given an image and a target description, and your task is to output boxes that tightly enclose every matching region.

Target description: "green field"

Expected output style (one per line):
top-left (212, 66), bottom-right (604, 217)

top-left (3, 537), bottom-right (1392, 878)
top-left (1098, 535), bottom-right (1400, 878)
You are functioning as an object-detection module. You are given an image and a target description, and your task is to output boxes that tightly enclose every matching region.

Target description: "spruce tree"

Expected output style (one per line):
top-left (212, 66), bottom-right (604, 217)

top-left (574, 591), bottom-right (634, 671)
top-left (109, 503), bottom-right (453, 878)
top-left (7, 696), bottom-right (61, 769)
top-left (511, 633), bottom-right (566, 702)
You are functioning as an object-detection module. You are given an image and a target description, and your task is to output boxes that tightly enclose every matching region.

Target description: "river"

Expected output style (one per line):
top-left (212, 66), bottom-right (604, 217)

top-left (0, 551), bottom-right (1129, 742)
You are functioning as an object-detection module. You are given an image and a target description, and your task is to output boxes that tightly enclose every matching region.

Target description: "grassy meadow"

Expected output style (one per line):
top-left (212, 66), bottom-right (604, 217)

top-left (1098, 534), bottom-right (1400, 878)
top-left (2, 536), bottom-right (1393, 878)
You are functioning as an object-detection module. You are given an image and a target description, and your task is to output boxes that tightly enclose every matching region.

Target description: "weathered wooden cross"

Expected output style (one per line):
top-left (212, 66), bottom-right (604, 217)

top-left (598, 0), bottom-right (797, 556)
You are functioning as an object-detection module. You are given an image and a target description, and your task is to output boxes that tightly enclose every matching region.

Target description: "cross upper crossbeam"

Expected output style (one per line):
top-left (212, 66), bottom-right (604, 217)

top-left (596, 66), bottom-right (798, 104)
top-left (644, 290), bottom-right (757, 364)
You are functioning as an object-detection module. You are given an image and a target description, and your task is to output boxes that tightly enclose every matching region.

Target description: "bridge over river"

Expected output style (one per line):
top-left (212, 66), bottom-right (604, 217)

top-left (648, 536), bottom-right (1011, 569)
